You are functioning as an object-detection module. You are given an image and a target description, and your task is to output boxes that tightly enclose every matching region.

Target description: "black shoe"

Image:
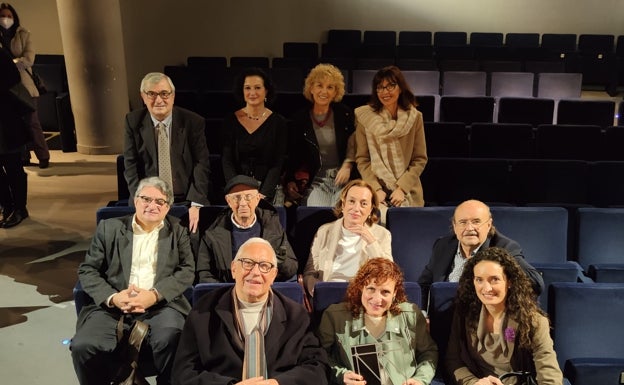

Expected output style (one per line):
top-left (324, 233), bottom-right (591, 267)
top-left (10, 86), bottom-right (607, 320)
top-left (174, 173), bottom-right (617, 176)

top-left (1, 209), bottom-right (28, 228)
top-left (38, 159), bottom-right (50, 169)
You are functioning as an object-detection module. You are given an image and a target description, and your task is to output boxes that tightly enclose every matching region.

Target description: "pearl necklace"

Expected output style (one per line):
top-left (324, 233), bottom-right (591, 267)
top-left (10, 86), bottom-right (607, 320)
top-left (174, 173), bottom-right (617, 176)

top-left (244, 108), bottom-right (268, 121)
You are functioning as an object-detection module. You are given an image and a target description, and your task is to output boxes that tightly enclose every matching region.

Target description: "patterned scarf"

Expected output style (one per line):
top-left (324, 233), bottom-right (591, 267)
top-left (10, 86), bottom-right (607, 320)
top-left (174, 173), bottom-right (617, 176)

top-left (232, 288), bottom-right (273, 380)
top-left (356, 105), bottom-right (418, 192)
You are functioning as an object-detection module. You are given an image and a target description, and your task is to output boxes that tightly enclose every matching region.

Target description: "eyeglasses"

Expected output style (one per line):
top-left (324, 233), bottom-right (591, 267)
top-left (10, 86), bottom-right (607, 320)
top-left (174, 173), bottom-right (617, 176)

top-left (137, 195), bottom-right (169, 207)
top-left (376, 83), bottom-right (397, 93)
top-left (143, 90), bottom-right (173, 100)
top-left (237, 258), bottom-right (275, 273)
top-left (454, 218), bottom-right (491, 229)
top-left (227, 193), bottom-right (259, 204)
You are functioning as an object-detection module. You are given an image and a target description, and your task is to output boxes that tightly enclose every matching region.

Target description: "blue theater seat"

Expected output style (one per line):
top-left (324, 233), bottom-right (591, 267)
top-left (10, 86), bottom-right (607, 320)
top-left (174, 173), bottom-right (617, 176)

top-left (549, 282), bottom-right (624, 385)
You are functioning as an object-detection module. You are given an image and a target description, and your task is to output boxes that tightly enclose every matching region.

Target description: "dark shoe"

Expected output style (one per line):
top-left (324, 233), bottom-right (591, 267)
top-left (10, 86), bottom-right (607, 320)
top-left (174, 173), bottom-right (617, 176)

top-left (1, 209), bottom-right (28, 228)
top-left (38, 159), bottom-right (50, 169)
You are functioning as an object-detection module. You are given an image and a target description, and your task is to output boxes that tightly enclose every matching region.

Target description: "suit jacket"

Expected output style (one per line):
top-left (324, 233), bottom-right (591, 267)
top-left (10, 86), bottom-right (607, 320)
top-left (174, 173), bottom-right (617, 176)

top-left (172, 286), bottom-right (330, 385)
top-left (76, 214), bottom-right (195, 327)
top-left (123, 106), bottom-right (211, 206)
top-left (196, 205), bottom-right (297, 283)
top-left (418, 231), bottom-right (544, 310)
top-left (303, 218), bottom-right (392, 295)
top-left (445, 310), bottom-right (563, 385)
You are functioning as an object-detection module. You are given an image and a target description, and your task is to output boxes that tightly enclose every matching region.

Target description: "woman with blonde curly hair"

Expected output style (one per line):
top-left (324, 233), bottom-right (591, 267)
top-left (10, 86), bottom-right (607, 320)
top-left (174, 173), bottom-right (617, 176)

top-left (303, 179), bottom-right (392, 297)
top-left (446, 247), bottom-right (563, 385)
top-left (281, 63), bottom-right (356, 207)
top-left (317, 258), bottom-right (438, 385)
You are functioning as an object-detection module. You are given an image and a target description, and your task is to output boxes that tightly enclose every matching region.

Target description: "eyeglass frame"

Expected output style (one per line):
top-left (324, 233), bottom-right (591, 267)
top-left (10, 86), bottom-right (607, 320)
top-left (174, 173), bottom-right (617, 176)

top-left (236, 257), bottom-right (276, 273)
top-left (137, 195), bottom-right (169, 207)
top-left (226, 192), bottom-right (261, 204)
top-left (143, 90), bottom-right (173, 100)
top-left (375, 82), bottom-right (398, 93)
top-left (453, 217), bottom-right (492, 229)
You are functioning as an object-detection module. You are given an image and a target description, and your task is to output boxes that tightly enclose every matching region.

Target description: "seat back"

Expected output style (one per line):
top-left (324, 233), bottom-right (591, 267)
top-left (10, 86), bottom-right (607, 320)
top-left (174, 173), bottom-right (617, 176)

top-left (489, 206), bottom-right (568, 264)
top-left (470, 123), bottom-right (534, 159)
top-left (497, 97), bottom-right (555, 127)
top-left (549, 282), bottom-right (624, 368)
top-left (95, 205), bottom-right (188, 224)
top-left (441, 71), bottom-right (487, 96)
top-left (403, 70), bottom-right (440, 95)
top-left (556, 99), bottom-right (616, 128)
top-left (351, 70), bottom-right (376, 94)
top-left (489, 72), bottom-right (534, 98)
top-left (439, 96), bottom-right (495, 124)
top-left (293, 206), bottom-right (336, 274)
top-left (428, 281), bottom-right (459, 378)
top-left (577, 208), bottom-right (624, 272)
top-left (536, 73), bottom-right (582, 99)
top-left (386, 207), bottom-right (456, 282)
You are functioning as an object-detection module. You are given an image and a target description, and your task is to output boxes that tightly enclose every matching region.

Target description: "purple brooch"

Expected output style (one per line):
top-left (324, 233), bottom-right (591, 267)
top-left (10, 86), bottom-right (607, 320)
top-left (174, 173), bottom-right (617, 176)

top-left (504, 327), bottom-right (516, 342)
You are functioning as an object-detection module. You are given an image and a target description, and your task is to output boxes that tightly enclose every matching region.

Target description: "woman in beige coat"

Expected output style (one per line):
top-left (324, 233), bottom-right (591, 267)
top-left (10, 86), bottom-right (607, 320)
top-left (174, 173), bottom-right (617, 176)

top-left (303, 179), bottom-right (392, 297)
top-left (355, 65), bottom-right (427, 218)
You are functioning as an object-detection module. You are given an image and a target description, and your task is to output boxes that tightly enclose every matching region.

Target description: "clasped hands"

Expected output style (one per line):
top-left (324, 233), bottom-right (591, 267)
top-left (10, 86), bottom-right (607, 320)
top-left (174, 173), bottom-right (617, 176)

top-left (474, 376), bottom-right (504, 385)
top-left (376, 188), bottom-right (406, 207)
top-left (111, 284), bottom-right (158, 313)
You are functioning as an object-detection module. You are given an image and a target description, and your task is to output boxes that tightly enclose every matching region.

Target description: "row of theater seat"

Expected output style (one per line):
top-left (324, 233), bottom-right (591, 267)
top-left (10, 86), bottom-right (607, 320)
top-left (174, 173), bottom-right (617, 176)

top-left (96, 204), bottom-right (624, 290)
top-left (426, 123), bottom-right (624, 161)
top-left (73, 274), bottom-right (624, 385)
top-left (112, 154), bottom-right (624, 209)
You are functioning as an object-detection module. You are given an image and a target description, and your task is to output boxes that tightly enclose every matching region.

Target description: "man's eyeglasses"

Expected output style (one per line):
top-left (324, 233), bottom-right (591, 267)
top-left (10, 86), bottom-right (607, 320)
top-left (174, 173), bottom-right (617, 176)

top-left (237, 258), bottom-right (275, 273)
top-left (376, 83), bottom-right (397, 93)
top-left (138, 195), bottom-right (169, 207)
top-left (454, 218), bottom-right (491, 229)
top-left (143, 90), bottom-right (173, 100)
top-left (227, 193), bottom-right (259, 204)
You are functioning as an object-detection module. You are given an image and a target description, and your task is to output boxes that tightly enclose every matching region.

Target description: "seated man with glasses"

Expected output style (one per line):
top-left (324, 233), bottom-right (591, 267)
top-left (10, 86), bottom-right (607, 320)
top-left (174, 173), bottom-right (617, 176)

top-left (173, 237), bottom-right (329, 385)
top-left (417, 199), bottom-right (544, 311)
top-left (70, 176), bottom-right (195, 385)
top-left (196, 175), bottom-right (297, 283)
top-left (123, 71), bottom-right (211, 235)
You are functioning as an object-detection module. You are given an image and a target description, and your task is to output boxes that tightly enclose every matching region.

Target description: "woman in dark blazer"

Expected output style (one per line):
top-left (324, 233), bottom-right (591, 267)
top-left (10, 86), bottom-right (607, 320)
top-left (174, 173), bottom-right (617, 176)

top-left (281, 63), bottom-right (356, 207)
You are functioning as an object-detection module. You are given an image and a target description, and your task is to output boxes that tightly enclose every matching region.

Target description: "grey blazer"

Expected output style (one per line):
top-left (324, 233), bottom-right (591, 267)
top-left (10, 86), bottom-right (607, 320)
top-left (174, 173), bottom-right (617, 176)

top-left (76, 214), bottom-right (195, 326)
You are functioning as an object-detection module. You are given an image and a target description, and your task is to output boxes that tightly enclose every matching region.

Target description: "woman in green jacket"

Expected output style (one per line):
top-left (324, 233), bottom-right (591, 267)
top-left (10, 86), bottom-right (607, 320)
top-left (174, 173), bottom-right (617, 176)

top-left (317, 258), bottom-right (438, 385)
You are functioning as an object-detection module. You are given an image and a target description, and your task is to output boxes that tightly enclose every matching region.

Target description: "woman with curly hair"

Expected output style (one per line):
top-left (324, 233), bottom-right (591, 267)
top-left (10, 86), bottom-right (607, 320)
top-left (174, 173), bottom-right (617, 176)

top-left (303, 179), bottom-right (392, 297)
top-left (317, 258), bottom-right (438, 385)
top-left (445, 247), bottom-right (562, 385)
top-left (281, 63), bottom-right (356, 207)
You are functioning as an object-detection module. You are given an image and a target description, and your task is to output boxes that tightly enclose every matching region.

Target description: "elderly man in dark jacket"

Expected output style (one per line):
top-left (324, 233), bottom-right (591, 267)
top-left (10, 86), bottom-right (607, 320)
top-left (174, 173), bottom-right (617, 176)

top-left (196, 175), bottom-right (297, 283)
top-left (418, 199), bottom-right (544, 310)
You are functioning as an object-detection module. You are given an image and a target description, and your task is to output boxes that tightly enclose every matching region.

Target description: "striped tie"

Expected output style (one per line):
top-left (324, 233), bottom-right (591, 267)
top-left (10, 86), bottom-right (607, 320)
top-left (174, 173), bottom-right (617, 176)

top-left (156, 122), bottom-right (173, 191)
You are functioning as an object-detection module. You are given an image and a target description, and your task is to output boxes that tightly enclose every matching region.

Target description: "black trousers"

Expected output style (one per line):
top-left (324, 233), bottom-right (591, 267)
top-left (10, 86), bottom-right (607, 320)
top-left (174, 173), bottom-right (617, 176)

top-left (70, 306), bottom-right (184, 385)
top-left (0, 151), bottom-right (27, 212)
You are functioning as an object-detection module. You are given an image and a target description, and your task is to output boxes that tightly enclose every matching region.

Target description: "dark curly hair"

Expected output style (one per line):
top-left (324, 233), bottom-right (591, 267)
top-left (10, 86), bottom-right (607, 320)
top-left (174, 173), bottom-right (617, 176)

top-left (368, 65), bottom-right (417, 113)
top-left (233, 67), bottom-right (276, 106)
top-left (455, 247), bottom-right (547, 348)
top-left (345, 258), bottom-right (407, 318)
top-left (332, 179), bottom-right (380, 226)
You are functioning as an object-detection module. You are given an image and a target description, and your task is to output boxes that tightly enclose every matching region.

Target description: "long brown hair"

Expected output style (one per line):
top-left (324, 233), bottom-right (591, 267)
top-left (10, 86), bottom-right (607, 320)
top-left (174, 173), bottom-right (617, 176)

top-left (455, 247), bottom-right (546, 348)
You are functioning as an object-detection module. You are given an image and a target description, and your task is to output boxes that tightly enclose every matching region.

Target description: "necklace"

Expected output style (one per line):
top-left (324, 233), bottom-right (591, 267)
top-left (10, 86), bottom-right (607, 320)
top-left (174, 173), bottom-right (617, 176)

top-left (310, 109), bottom-right (332, 127)
top-left (244, 108), bottom-right (267, 121)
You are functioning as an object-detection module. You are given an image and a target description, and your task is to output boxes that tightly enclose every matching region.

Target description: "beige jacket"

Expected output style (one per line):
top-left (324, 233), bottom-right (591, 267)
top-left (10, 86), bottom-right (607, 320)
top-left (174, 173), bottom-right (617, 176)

top-left (355, 105), bottom-right (428, 206)
top-left (303, 218), bottom-right (392, 295)
top-left (6, 26), bottom-right (38, 97)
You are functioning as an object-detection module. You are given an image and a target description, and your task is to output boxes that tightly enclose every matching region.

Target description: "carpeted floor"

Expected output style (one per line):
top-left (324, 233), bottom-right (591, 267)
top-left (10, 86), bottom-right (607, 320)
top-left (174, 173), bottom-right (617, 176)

top-left (0, 150), bottom-right (117, 385)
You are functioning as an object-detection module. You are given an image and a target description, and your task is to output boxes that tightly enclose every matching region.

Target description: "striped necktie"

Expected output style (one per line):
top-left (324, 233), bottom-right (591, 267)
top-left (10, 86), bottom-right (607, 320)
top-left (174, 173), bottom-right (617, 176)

top-left (156, 122), bottom-right (173, 191)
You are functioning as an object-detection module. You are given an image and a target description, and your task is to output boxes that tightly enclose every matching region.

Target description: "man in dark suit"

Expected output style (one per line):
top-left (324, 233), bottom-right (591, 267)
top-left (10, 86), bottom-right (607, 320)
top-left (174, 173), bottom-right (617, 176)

top-left (418, 199), bottom-right (544, 310)
top-left (172, 237), bottom-right (329, 385)
top-left (70, 176), bottom-right (195, 385)
top-left (124, 72), bottom-right (211, 233)
top-left (196, 175), bottom-right (297, 283)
